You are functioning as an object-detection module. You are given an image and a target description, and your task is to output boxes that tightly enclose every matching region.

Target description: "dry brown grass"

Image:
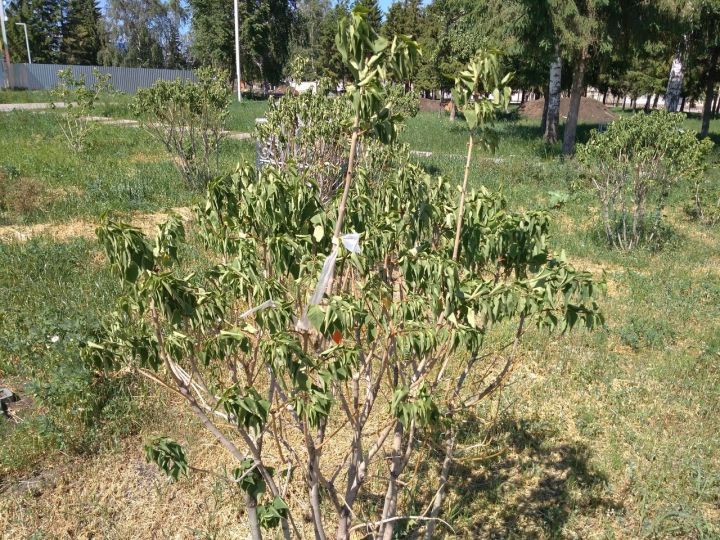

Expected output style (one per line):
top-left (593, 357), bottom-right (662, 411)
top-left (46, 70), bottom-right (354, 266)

top-left (0, 207), bottom-right (193, 243)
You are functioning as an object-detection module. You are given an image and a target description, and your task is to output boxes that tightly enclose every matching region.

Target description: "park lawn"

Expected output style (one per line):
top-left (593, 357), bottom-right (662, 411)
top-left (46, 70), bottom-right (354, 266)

top-left (1, 108), bottom-right (719, 538)
top-left (0, 110), bottom-right (256, 227)
top-left (0, 89), bottom-right (55, 103)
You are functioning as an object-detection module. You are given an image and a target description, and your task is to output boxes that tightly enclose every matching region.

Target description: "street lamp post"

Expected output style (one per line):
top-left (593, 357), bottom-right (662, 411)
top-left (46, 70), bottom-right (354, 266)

top-left (0, 0), bottom-right (10, 67)
top-left (15, 22), bottom-right (30, 64)
top-left (233, 0), bottom-right (241, 102)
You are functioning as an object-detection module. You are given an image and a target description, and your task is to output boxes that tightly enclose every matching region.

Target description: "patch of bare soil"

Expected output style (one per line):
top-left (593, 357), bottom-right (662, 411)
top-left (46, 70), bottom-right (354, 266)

top-left (419, 98), bottom-right (452, 113)
top-left (519, 97), bottom-right (616, 124)
top-left (130, 152), bottom-right (165, 164)
top-left (0, 207), bottom-right (193, 243)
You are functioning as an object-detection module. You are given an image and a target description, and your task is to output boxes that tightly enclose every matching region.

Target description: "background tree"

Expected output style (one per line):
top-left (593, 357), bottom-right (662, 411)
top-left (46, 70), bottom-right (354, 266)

top-left (60, 0), bottom-right (103, 64)
top-left (557, 0), bottom-right (646, 155)
top-left (288, 0), bottom-right (332, 79)
top-left (352, 0), bottom-right (382, 32)
top-left (315, 0), bottom-right (351, 81)
top-left (687, 0), bottom-right (720, 138)
top-left (383, 0), bottom-right (423, 39)
top-left (100, 0), bottom-right (187, 68)
top-left (6, 0), bottom-right (66, 64)
top-left (189, 0), bottom-right (296, 85)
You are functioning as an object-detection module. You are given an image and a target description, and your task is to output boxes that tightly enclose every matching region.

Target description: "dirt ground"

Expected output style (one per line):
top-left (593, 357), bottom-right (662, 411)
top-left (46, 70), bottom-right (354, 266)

top-left (519, 97), bottom-right (617, 123)
top-left (0, 207), bottom-right (193, 243)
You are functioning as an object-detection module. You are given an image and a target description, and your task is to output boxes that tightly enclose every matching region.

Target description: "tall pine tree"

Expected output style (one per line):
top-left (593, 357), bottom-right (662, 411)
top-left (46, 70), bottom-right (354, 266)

top-left (353, 0), bottom-right (382, 32)
top-left (384, 0), bottom-right (423, 38)
top-left (189, 0), bottom-right (295, 85)
top-left (6, 0), bottom-right (65, 64)
top-left (60, 0), bottom-right (102, 64)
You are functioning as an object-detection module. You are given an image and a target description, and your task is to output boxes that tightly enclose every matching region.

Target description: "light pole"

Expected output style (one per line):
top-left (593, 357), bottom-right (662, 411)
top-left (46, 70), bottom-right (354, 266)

top-left (233, 0), bottom-right (241, 102)
top-left (15, 22), bottom-right (29, 64)
top-left (0, 0), bottom-right (10, 68)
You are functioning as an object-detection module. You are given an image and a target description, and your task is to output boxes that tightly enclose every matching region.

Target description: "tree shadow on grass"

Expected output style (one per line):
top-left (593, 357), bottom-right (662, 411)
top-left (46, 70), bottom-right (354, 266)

top-left (442, 416), bottom-right (620, 539)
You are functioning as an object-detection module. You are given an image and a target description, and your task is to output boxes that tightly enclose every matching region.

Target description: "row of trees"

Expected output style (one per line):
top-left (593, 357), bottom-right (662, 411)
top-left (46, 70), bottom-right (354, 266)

top-left (283, 0), bottom-right (720, 151)
top-left (4, 0), bottom-right (718, 149)
top-left (4, 0), bottom-right (187, 69)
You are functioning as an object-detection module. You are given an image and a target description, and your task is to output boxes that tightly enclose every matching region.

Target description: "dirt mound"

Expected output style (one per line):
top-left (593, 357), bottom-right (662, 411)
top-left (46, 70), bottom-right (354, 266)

top-left (419, 98), bottom-right (452, 113)
top-left (519, 97), bottom-right (616, 124)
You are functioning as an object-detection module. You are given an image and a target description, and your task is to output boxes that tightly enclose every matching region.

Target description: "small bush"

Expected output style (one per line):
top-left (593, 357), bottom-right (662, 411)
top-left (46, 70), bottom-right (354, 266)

top-left (0, 166), bottom-right (50, 222)
top-left (578, 111), bottom-right (712, 250)
top-left (51, 68), bottom-right (112, 152)
top-left (255, 85), bottom-right (353, 203)
top-left (386, 83), bottom-right (420, 119)
top-left (133, 68), bottom-right (231, 190)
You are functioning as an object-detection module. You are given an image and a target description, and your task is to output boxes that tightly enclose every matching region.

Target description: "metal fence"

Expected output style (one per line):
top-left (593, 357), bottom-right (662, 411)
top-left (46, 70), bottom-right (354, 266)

top-left (1, 63), bottom-right (197, 94)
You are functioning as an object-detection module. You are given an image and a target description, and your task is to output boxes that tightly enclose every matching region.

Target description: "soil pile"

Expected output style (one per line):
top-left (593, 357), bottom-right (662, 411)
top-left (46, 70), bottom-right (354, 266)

top-left (519, 97), bottom-right (616, 124)
top-left (419, 98), bottom-right (452, 113)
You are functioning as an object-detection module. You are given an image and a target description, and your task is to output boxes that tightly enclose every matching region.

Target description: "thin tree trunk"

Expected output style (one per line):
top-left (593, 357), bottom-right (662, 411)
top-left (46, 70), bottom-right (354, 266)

top-left (614, 95), bottom-right (620, 106)
top-left (540, 84), bottom-right (550, 134)
top-left (622, 96), bottom-right (627, 109)
top-left (713, 85), bottom-right (720, 115)
top-left (520, 88), bottom-right (526, 103)
top-left (544, 47), bottom-right (562, 144)
top-left (452, 137), bottom-right (474, 260)
top-left (602, 91), bottom-right (608, 104)
top-left (644, 95), bottom-right (651, 112)
top-left (653, 93), bottom-right (660, 109)
top-left (700, 47), bottom-right (719, 138)
top-left (666, 52), bottom-right (684, 112)
top-left (680, 96), bottom-right (686, 112)
top-left (562, 48), bottom-right (588, 155)
top-left (449, 100), bottom-right (457, 121)
top-left (379, 421), bottom-right (404, 540)
top-left (246, 493), bottom-right (263, 540)
top-left (424, 431), bottom-right (457, 540)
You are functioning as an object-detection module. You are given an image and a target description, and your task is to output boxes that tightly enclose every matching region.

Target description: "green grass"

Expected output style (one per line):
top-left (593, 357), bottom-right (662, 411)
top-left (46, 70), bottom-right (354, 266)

top-left (0, 238), bottom-right (137, 472)
top-left (0, 89), bottom-right (55, 103)
top-left (0, 110), bottom-right (256, 226)
top-left (225, 98), bottom-right (269, 132)
top-left (1, 104), bottom-right (719, 537)
top-left (398, 109), bottom-right (720, 537)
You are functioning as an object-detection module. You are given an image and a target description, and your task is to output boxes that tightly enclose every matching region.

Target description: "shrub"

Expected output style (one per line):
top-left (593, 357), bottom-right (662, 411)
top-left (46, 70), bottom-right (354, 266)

top-left (0, 166), bottom-right (50, 222)
top-left (255, 85), bottom-right (353, 203)
top-left (386, 83), bottom-right (420, 119)
top-left (133, 68), bottom-right (231, 190)
top-left (51, 68), bottom-right (112, 152)
top-left (578, 111), bottom-right (713, 250)
top-left (90, 10), bottom-right (602, 540)
top-left (255, 81), bottom-right (418, 204)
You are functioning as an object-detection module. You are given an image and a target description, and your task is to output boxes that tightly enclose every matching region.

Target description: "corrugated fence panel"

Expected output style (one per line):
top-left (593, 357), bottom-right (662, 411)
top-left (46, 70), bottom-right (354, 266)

top-left (2, 64), bottom-right (196, 93)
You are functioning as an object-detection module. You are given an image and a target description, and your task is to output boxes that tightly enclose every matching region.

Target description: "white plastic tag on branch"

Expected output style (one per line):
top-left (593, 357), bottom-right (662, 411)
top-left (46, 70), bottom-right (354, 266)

top-left (295, 233), bottom-right (361, 331)
top-left (341, 232), bottom-right (362, 254)
top-left (239, 299), bottom-right (276, 319)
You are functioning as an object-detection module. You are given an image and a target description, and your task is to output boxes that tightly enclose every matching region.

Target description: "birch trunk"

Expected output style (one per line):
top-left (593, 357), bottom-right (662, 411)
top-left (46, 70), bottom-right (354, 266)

top-left (540, 84), bottom-right (549, 134)
top-left (544, 47), bottom-right (562, 144)
top-left (666, 53), bottom-right (685, 112)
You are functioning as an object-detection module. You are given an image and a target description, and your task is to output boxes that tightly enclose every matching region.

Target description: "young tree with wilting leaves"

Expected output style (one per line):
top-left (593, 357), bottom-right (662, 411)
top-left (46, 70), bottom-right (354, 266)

top-left (90, 9), bottom-right (602, 540)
